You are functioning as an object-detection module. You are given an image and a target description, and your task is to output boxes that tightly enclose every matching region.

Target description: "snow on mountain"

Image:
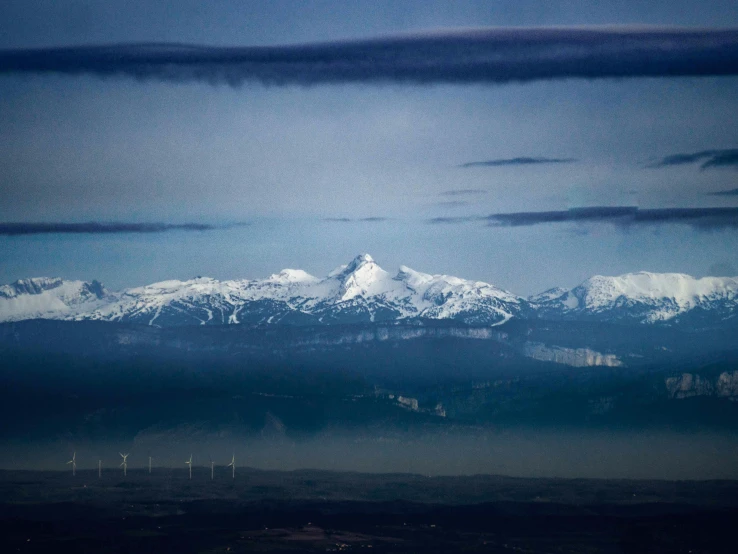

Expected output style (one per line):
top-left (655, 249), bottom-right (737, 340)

top-left (0, 254), bottom-right (521, 327)
top-left (104, 254), bottom-right (522, 326)
top-left (531, 272), bottom-right (738, 324)
top-left (3, 261), bottom-right (736, 328)
top-left (0, 277), bottom-right (109, 322)
top-left (528, 287), bottom-right (569, 304)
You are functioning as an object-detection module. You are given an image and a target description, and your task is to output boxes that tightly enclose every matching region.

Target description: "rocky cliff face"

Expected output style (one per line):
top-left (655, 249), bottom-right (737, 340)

top-left (665, 371), bottom-right (738, 400)
top-left (522, 342), bottom-right (623, 367)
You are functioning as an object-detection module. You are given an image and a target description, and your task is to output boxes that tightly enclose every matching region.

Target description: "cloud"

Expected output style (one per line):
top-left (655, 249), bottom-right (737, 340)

top-left (706, 187), bottom-right (738, 196)
top-left (427, 216), bottom-right (482, 224)
top-left (434, 200), bottom-right (470, 208)
top-left (484, 207), bottom-right (738, 230)
top-left (701, 150), bottom-right (738, 170)
top-left (1, 27), bottom-right (737, 86)
top-left (440, 189), bottom-right (487, 196)
top-left (323, 217), bottom-right (388, 222)
top-left (459, 157), bottom-right (576, 168)
top-left (0, 222), bottom-right (225, 235)
top-left (648, 148), bottom-right (738, 170)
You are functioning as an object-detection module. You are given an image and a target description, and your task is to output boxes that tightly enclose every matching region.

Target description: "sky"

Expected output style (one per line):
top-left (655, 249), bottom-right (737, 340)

top-left (1, 1), bottom-right (738, 295)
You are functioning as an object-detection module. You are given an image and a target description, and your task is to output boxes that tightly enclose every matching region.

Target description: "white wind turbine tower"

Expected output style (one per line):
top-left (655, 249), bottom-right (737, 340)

top-left (227, 453), bottom-right (235, 479)
top-left (209, 456), bottom-right (215, 481)
top-left (185, 454), bottom-right (193, 480)
top-left (66, 452), bottom-right (76, 476)
top-left (119, 452), bottom-right (129, 476)
top-left (148, 454), bottom-right (152, 475)
top-left (98, 459), bottom-right (101, 478)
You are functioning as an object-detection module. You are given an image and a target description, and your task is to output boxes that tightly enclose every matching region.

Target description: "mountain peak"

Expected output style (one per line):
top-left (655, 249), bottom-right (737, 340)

top-left (327, 253), bottom-right (378, 279)
top-left (332, 254), bottom-right (393, 301)
top-left (346, 253), bottom-right (374, 270)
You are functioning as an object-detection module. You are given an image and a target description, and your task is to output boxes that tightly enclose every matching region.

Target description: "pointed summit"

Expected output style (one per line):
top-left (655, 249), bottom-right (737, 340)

top-left (327, 253), bottom-right (377, 279)
top-left (344, 253), bottom-right (374, 272)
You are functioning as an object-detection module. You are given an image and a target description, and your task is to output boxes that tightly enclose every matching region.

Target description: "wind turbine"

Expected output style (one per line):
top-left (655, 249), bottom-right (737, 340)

top-left (185, 454), bottom-right (193, 480)
top-left (66, 452), bottom-right (76, 476)
top-left (148, 454), bottom-right (152, 475)
top-left (119, 452), bottom-right (129, 476)
top-left (227, 453), bottom-right (235, 479)
top-left (209, 456), bottom-right (215, 481)
top-left (98, 459), bottom-right (101, 478)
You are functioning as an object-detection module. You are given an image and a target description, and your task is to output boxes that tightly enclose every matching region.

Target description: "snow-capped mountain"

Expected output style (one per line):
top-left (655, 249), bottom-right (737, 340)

top-left (531, 272), bottom-right (738, 325)
top-left (2, 259), bottom-right (737, 328)
top-left (0, 277), bottom-right (109, 322)
top-left (0, 254), bottom-right (524, 327)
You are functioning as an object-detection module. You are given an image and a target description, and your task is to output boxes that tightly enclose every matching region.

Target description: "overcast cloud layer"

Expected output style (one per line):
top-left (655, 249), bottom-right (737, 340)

top-left (2, 27), bottom-right (738, 86)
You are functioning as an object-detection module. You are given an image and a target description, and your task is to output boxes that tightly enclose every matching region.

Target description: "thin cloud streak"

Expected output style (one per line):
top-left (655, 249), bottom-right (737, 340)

top-left (648, 148), bottom-right (738, 170)
top-left (427, 216), bottom-right (482, 224)
top-left (1, 27), bottom-right (738, 86)
top-left (440, 189), bottom-right (487, 196)
top-left (459, 157), bottom-right (577, 168)
top-left (706, 187), bottom-right (738, 196)
top-left (434, 200), bottom-right (470, 208)
top-left (0, 222), bottom-right (226, 236)
top-left (323, 217), bottom-right (389, 222)
top-left (485, 207), bottom-right (738, 229)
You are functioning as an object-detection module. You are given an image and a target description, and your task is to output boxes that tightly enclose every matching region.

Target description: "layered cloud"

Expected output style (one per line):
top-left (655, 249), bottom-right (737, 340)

top-left (323, 217), bottom-right (388, 222)
top-left (648, 148), bottom-right (738, 170)
top-left (427, 207), bottom-right (738, 229)
top-left (0, 222), bottom-right (220, 235)
top-left (486, 207), bottom-right (738, 229)
top-left (459, 157), bottom-right (576, 168)
top-left (1, 26), bottom-right (737, 86)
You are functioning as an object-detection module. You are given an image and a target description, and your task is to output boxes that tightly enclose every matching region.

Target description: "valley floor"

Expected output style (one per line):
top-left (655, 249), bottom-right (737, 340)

top-left (2, 469), bottom-right (737, 553)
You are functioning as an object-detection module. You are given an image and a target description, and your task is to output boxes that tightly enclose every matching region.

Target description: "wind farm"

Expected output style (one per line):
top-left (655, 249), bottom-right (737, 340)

top-left (61, 451), bottom-right (242, 482)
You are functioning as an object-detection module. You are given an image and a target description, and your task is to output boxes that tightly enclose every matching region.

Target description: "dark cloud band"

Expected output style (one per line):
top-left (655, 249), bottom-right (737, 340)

top-left (485, 207), bottom-right (738, 229)
top-left (649, 148), bottom-right (738, 169)
top-left (427, 216), bottom-right (481, 224)
top-left (459, 157), bottom-right (576, 168)
top-left (0, 222), bottom-right (219, 235)
top-left (323, 217), bottom-right (388, 222)
top-left (1, 27), bottom-right (738, 86)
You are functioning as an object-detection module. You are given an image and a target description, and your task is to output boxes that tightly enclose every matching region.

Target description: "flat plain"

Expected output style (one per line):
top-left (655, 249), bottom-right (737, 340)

top-left (2, 468), bottom-right (737, 552)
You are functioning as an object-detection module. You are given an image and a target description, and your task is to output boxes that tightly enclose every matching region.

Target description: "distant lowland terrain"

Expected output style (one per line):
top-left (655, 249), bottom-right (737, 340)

top-left (2, 469), bottom-right (738, 553)
top-left (1, 255), bottom-right (738, 477)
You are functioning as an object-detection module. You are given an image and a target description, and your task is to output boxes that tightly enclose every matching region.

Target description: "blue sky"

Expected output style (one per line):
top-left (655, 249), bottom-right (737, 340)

top-left (1, 1), bottom-right (737, 295)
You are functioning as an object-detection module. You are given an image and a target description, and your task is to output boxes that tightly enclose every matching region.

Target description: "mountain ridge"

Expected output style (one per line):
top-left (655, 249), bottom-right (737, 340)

top-left (2, 254), bottom-right (737, 328)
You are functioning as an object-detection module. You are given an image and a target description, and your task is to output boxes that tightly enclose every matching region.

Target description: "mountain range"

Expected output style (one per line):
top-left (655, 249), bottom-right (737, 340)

top-left (2, 253), bottom-right (737, 328)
